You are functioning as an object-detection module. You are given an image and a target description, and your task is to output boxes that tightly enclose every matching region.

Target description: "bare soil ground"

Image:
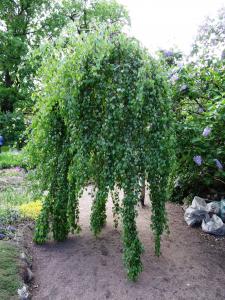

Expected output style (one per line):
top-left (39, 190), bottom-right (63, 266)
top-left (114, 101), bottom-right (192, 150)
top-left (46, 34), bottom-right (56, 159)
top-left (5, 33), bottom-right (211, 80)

top-left (29, 187), bottom-right (225, 300)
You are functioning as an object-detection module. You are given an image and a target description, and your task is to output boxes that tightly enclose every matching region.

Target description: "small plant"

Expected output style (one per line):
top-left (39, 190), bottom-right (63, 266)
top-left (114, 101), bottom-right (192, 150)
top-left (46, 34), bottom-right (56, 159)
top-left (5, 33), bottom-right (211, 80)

top-left (19, 200), bottom-right (42, 220)
top-left (0, 189), bottom-right (30, 207)
top-left (0, 207), bottom-right (20, 226)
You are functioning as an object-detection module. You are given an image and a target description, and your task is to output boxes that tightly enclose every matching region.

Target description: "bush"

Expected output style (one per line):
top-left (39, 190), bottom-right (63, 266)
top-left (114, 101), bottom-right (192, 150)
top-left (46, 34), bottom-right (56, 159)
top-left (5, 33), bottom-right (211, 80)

top-left (171, 60), bottom-right (225, 201)
top-left (0, 111), bottom-right (26, 147)
top-left (19, 200), bottom-right (42, 220)
top-left (0, 207), bottom-right (20, 226)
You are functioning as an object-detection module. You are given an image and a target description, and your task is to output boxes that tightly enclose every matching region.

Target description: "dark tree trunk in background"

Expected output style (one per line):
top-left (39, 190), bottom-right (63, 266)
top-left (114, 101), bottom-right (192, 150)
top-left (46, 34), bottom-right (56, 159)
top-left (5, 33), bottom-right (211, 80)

top-left (140, 178), bottom-right (145, 207)
top-left (1, 70), bottom-right (14, 112)
top-left (5, 70), bottom-right (13, 88)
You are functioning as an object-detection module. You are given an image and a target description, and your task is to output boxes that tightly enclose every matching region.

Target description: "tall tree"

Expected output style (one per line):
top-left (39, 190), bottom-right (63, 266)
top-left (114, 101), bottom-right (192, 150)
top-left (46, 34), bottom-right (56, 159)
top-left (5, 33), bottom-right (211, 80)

top-left (0, 0), bottom-right (129, 144)
top-left (192, 7), bottom-right (225, 60)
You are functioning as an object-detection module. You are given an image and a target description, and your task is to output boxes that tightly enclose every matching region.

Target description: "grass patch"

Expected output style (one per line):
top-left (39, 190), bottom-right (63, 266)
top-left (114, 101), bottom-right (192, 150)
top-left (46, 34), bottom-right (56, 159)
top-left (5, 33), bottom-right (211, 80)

top-left (0, 241), bottom-right (21, 300)
top-left (1, 146), bottom-right (10, 152)
top-left (0, 188), bottom-right (31, 207)
top-left (0, 151), bottom-right (26, 169)
top-left (0, 207), bottom-right (20, 226)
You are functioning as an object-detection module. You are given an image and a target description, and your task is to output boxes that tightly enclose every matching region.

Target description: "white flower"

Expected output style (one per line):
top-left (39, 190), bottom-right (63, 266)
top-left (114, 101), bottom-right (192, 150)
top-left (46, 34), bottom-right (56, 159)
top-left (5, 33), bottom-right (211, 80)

top-left (43, 190), bottom-right (49, 196)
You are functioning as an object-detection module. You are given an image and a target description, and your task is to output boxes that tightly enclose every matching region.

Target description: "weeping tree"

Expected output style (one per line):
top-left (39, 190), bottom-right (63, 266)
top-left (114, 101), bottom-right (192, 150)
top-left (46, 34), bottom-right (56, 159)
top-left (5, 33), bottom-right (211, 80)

top-left (27, 27), bottom-right (175, 280)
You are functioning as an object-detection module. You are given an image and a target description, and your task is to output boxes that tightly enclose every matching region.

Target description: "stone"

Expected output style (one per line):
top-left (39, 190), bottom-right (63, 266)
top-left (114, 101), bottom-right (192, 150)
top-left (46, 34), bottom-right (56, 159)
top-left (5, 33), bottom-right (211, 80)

top-left (18, 285), bottom-right (30, 300)
top-left (0, 233), bottom-right (6, 240)
top-left (21, 265), bottom-right (34, 283)
top-left (7, 225), bottom-right (16, 232)
top-left (20, 252), bottom-right (32, 268)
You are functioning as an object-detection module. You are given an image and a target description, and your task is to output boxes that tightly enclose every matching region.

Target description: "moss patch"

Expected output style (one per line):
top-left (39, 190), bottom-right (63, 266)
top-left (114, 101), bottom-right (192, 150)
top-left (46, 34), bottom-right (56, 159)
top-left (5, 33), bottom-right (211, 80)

top-left (0, 241), bottom-right (21, 300)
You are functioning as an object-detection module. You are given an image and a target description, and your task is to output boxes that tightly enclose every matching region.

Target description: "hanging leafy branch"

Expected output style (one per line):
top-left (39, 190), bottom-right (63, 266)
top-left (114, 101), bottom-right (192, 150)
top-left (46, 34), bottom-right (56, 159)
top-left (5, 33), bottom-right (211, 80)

top-left (27, 27), bottom-right (175, 280)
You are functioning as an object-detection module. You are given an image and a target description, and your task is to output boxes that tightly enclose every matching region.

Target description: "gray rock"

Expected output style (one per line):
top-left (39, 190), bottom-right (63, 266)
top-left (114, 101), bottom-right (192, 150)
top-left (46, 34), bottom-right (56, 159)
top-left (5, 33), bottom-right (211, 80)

top-left (21, 266), bottom-right (34, 283)
top-left (0, 233), bottom-right (6, 240)
top-left (6, 233), bottom-right (14, 239)
top-left (26, 267), bottom-right (34, 282)
top-left (7, 225), bottom-right (16, 232)
top-left (20, 252), bottom-right (32, 268)
top-left (18, 285), bottom-right (30, 300)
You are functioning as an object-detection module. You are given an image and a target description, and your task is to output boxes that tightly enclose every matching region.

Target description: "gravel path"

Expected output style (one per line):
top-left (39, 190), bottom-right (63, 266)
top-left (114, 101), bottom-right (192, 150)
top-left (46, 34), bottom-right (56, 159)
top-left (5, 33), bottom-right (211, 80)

top-left (30, 187), bottom-right (225, 300)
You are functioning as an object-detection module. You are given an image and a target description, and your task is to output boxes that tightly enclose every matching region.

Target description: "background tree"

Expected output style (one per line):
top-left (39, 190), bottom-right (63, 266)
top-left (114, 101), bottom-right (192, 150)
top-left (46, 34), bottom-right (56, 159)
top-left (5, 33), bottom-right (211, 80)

top-left (192, 7), bottom-right (225, 60)
top-left (0, 0), bottom-right (129, 145)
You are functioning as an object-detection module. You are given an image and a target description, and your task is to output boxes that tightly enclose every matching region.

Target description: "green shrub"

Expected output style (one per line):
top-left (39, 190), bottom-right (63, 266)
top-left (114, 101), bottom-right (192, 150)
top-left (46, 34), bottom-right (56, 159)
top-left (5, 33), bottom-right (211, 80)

top-left (0, 207), bottom-right (20, 226)
top-left (171, 60), bottom-right (225, 201)
top-left (0, 111), bottom-right (26, 146)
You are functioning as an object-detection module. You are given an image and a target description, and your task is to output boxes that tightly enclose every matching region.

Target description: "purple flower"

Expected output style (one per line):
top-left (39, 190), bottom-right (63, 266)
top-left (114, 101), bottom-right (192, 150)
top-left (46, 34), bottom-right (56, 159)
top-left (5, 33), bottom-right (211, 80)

top-left (164, 50), bottom-right (174, 57)
top-left (193, 155), bottom-right (202, 166)
top-left (214, 159), bottom-right (223, 170)
top-left (170, 73), bottom-right (179, 83)
top-left (202, 126), bottom-right (211, 137)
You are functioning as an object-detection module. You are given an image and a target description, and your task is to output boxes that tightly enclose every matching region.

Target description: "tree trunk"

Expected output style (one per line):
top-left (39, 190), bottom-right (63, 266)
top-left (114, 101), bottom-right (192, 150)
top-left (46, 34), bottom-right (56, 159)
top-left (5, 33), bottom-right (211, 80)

top-left (140, 177), bottom-right (145, 207)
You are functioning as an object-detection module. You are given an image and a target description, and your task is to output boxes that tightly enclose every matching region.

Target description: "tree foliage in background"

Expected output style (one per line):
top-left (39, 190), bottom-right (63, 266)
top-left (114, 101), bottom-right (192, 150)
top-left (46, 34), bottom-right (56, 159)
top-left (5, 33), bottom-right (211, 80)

top-left (0, 0), bottom-right (129, 144)
top-left (192, 7), bottom-right (225, 60)
top-left (27, 28), bottom-right (175, 280)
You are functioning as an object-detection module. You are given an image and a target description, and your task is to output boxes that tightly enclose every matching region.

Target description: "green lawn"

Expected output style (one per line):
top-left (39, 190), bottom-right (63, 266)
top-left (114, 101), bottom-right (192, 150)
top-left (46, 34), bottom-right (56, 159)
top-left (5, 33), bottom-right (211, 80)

top-left (0, 241), bottom-right (21, 300)
top-left (0, 151), bottom-right (26, 169)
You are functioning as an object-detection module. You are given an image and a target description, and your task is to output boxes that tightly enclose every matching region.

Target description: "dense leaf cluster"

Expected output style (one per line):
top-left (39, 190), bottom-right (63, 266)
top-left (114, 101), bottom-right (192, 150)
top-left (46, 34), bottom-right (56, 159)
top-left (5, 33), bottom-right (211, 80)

top-left (27, 29), bottom-right (175, 280)
top-left (171, 59), bottom-right (225, 202)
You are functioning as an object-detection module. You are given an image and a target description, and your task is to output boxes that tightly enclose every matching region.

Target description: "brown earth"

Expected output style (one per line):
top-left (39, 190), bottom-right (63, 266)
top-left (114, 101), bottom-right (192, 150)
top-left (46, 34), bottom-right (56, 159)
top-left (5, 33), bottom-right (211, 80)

top-left (28, 187), bottom-right (225, 300)
top-left (0, 168), bottom-right (25, 192)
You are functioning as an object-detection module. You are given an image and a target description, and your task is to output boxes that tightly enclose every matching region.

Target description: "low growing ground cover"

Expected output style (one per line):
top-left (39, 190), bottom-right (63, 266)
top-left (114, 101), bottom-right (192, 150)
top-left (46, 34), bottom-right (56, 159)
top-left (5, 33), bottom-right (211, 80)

top-left (0, 153), bottom-right (42, 298)
top-left (0, 241), bottom-right (21, 300)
